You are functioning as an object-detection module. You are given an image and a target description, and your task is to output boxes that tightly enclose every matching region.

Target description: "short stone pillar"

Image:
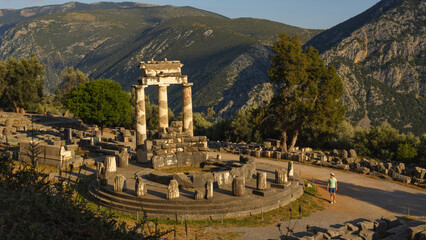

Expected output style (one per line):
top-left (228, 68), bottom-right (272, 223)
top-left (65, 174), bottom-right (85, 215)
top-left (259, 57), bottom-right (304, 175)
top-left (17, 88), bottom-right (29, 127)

top-left (288, 161), bottom-right (294, 177)
top-left (114, 174), bottom-right (126, 192)
top-left (158, 84), bottom-right (169, 133)
top-left (167, 179), bottom-right (179, 199)
top-left (118, 148), bottom-right (129, 168)
top-left (257, 172), bottom-right (267, 190)
top-left (232, 177), bottom-right (245, 197)
top-left (104, 156), bottom-right (116, 173)
top-left (206, 179), bottom-right (214, 199)
top-left (96, 162), bottom-right (104, 180)
top-left (134, 85), bottom-right (147, 149)
top-left (275, 168), bottom-right (287, 184)
top-left (194, 189), bottom-right (204, 200)
top-left (64, 128), bottom-right (72, 142)
top-left (135, 176), bottom-right (147, 197)
top-left (96, 162), bottom-right (107, 186)
top-left (182, 83), bottom-right (194, 136)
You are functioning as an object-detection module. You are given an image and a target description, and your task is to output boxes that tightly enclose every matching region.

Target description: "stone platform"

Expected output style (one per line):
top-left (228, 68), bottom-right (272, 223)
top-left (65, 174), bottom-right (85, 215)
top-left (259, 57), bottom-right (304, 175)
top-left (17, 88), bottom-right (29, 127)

top-left (88, 161), bottom-right (304, 220)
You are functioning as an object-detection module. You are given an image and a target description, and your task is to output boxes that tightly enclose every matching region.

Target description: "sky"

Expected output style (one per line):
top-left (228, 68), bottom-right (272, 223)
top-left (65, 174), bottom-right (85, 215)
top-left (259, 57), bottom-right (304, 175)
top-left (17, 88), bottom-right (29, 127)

top-left (0, 0), bottom-right (381, 29)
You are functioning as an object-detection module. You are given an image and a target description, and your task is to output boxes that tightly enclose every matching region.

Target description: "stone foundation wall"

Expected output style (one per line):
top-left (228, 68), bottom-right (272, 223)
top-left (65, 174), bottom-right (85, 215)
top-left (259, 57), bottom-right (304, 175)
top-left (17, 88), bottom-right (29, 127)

top-left (148, 121), bottom-right (208, 169)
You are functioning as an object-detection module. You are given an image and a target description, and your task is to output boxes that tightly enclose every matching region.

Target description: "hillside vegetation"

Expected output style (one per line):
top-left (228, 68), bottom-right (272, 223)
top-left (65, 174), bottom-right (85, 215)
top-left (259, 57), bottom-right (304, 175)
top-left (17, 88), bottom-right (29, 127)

top-left (0, 2), bottom-right (321, 118)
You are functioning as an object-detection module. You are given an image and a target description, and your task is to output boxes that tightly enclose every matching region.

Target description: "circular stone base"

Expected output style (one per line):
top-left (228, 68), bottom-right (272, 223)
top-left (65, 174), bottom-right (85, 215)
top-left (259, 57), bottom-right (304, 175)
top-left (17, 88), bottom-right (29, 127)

top-left (88, 161), bottom-right (304, 220)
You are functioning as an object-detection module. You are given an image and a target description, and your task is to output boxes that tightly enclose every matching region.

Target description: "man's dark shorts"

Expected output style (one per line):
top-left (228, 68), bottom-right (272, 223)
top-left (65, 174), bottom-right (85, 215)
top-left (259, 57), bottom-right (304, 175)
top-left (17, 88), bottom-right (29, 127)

top-left (329, 188), bottom-right (336, 193)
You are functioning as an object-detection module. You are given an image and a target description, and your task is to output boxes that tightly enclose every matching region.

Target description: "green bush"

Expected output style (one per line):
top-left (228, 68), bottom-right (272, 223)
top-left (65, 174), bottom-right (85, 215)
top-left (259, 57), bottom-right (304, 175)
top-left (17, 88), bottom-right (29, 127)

top-left (396, 143), bottom-right (418, 162)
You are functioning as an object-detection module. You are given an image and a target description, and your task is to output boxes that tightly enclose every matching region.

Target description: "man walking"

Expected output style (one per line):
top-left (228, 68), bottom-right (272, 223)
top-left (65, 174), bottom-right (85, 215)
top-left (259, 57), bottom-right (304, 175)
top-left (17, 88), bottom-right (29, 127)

top-left (327, 173), bottom-right (337, 204)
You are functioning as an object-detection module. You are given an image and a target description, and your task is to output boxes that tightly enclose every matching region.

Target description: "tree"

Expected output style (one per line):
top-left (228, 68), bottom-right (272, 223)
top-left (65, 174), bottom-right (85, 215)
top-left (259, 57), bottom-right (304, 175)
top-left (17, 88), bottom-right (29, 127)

top-left (0, 54), bottom-right (45, 110)
top-left (267, 33), bottom-right (346, 152)
top-left (55, 66), bottom-right (88, 102)
top-left (65, 78), bottom-right (132, 128)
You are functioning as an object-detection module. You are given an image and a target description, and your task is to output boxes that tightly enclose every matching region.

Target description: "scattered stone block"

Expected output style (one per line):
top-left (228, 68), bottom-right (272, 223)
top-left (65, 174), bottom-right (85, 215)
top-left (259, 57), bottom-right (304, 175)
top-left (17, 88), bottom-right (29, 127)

top-left (335, 164), bottom-right (349, 171)
top-left (355, 167), bottom-right (370, 174)
top-left (374, 219), bottom-right (388, 233)
top-left (135, 176), bottom-right (147, 197)
top-left (358, 221), bottom-right (375, 230)
top-left (326, 228), bottom-right (341, 238)
top-left (114, 174), bottom-right (126, 192)
top-left (393, 173), bottom-right (411, 184)
top-left (346, 223), bottom-right (359, 232)
top-left (358, 229), bottom-right (378, 240)
top-left (167, 179), bottom-right (179, 199)
top-left (386, 222), bottom-right (409, 235)
top-left (349, 149), bottom-right (357, 159)
top-left (232, 177), bottom-right (245, 197)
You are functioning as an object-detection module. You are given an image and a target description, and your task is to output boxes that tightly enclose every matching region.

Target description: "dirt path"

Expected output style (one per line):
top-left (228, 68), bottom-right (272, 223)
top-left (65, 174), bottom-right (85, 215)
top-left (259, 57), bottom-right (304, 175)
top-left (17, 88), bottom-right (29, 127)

top-left (217, 153), bottom-right (426, 240)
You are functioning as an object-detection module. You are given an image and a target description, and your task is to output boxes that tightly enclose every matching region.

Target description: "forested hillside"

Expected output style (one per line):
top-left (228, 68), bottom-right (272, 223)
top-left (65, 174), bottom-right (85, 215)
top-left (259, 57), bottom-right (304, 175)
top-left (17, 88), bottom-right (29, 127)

top-left (0, 2), bottom-right (320, 117)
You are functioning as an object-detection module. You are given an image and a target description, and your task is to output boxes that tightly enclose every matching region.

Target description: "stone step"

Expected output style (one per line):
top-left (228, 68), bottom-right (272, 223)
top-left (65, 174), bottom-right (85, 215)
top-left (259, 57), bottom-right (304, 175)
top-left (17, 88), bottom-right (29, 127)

top-left (88, 181), bottom-right (302, 218)
top-left (90, 181), bottom-right (295, 210)
top-left (97, 180), bottom-right (298, 206)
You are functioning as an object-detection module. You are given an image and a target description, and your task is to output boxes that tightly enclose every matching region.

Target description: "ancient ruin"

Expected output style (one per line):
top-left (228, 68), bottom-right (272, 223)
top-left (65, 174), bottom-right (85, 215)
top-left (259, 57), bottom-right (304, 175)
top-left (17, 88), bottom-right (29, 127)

top-left (134, 60), bottom-right (207, 169)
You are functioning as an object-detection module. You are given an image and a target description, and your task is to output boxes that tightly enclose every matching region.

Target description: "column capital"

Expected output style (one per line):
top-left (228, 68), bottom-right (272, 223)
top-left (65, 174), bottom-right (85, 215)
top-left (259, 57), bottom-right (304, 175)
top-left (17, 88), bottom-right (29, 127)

top-left (133, 84), bottom-right (147, 89)
top-left (182, 83), bottom-right (193, 87)
top-left (158, 83), bottom-right (170, 87)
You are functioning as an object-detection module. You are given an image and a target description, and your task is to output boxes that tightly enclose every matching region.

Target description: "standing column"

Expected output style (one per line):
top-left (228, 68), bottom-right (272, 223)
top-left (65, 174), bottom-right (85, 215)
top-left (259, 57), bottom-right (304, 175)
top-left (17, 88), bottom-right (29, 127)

top-left (158, 84), bottom-right (169, 133)
top-left (182, 83), bottom-right (193, 136)
top-left (134, 85), bottom-right (147, 149)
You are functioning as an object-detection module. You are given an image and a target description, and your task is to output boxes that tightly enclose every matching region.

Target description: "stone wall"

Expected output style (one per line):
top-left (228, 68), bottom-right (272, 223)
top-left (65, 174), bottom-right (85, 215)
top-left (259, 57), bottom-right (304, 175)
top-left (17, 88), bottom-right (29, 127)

top-left (143, 121), bottom-right (208, 169)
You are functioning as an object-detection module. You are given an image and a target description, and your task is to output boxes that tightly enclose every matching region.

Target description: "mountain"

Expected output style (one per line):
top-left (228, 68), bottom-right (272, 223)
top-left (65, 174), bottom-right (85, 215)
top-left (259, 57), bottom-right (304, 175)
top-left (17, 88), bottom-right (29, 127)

top-left (305, 0), bottom-right (425, 134)
top-left (0, 2), bottom-right (321, 117)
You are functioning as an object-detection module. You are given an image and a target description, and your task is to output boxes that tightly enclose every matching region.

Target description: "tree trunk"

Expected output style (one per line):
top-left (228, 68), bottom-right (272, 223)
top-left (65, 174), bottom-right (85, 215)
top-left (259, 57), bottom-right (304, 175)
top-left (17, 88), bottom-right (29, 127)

top-left (288, 130), bottom-right (299, 152)
top-left (280, 131), bottom-right (288, 152)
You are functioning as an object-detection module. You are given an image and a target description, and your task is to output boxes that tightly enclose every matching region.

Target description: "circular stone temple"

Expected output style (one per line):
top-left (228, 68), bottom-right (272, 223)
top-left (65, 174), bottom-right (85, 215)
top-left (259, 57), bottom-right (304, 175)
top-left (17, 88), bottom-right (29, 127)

top-left (89, 59), bottom-right (304, 220)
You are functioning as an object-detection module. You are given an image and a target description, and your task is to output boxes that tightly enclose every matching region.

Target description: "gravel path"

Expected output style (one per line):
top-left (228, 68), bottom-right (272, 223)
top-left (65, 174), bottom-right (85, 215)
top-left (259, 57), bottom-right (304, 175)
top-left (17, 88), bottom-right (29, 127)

top-left (217, 153), bottom-right (426, 240)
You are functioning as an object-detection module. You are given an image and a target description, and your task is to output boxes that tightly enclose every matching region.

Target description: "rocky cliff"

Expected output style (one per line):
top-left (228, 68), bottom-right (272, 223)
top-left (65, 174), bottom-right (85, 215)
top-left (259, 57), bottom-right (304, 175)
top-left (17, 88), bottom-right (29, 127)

top-left (306, 0), bottom-right (425, 134)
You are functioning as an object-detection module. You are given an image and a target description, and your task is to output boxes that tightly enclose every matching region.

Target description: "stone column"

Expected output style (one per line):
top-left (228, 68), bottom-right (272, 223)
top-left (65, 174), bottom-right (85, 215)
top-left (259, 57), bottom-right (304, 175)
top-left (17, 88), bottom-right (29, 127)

top-left (257, 172), bottom-right (267, 190)
top-left (232, 177), bottom-right (245, 197)
top-left (182, 83), bottom-right (193, 136)
top-left (158, 84), bottom-right (169, 133)
top-left (134, 85), bottom-right (147, 149)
